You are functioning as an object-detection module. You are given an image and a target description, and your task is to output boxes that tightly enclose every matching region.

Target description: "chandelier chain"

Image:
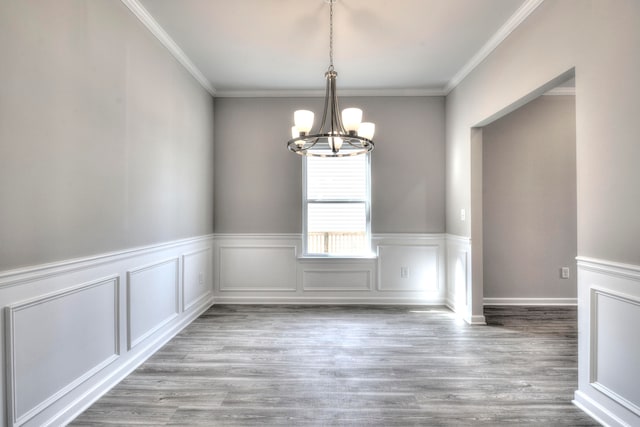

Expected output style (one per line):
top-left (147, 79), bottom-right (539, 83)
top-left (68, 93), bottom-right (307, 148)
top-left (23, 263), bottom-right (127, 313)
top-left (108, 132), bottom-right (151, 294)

top-left (329, 0), bottom-right (334, 70)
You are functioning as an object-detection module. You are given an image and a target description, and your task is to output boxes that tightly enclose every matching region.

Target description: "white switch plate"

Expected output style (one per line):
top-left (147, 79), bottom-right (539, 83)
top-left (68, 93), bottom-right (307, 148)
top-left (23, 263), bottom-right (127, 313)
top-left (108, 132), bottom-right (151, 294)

top-left (561, 267), bottom-right (570, 279)
top-left (460, 209), bottom-right (466, 221)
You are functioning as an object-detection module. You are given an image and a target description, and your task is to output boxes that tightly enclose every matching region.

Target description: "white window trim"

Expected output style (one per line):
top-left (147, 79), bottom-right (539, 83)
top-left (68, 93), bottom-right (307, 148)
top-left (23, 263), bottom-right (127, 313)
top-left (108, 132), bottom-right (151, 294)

top-left (302, 154), bottom-right (373, 258)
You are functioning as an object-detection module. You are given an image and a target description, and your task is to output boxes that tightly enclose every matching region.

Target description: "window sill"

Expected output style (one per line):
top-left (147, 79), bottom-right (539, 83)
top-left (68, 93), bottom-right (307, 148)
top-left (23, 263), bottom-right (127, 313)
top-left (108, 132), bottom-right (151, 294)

top-left (298, 253), bottom-right (377, 261)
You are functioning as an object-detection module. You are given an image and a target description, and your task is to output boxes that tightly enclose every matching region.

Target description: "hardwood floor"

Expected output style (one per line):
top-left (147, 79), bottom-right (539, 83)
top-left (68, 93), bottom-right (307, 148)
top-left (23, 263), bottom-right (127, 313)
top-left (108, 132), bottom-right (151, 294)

top-left (71, 305), bottom-right (599, 426)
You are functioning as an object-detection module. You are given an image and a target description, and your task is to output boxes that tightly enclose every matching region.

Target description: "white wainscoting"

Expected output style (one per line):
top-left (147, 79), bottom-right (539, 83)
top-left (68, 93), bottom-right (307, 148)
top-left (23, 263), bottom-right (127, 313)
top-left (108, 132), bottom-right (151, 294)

top-left (445, 235), bottom-right (471, 316)
top-left (573, 257), bottom-right (640, 427)
top-left (303, 268), bottom-right (373, 292)
top-left (219, 245), bottom-right (298, 292)
top-left (126, 258), bottom-right (180, 350)
top-left (214, 233), bottom-right (446, 304)
top-left (182, 248), bottom-right (212, 312)
top-left (5, 277), bottom-right (120, 426)
top-left (0, 235), bottom-right (214, 427)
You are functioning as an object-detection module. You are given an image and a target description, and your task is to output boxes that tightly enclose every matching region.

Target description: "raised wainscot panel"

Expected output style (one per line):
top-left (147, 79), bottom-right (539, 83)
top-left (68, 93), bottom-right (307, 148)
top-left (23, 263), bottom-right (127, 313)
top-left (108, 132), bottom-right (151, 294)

top-left (447, 241), bottom-right (470, 308)
top-left (182, 248), bottom-right (212, 312)
top-left (303, 270), bottom-right (372, 291)
top-left (127, 258), bottom-right (179, 350)
top-left (5, 276), bottom-right (120, 426)
top-left (591, 288), bottom-right (640, 415)
top-left (219, 246), bottom-right (297, 291)
top-left (377, 245), bottom-right (439, 292)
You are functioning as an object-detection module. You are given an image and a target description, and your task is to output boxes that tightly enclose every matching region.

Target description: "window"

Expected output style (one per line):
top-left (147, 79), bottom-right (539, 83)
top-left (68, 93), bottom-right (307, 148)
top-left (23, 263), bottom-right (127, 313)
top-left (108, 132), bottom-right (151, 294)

top-left (303, 155), bottom-right (371, 256)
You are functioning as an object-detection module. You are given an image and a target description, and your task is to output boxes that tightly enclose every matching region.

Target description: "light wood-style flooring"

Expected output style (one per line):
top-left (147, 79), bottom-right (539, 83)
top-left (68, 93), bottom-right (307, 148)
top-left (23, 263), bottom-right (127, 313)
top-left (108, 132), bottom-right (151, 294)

top-left (71, 305), bottom-right (599, 426)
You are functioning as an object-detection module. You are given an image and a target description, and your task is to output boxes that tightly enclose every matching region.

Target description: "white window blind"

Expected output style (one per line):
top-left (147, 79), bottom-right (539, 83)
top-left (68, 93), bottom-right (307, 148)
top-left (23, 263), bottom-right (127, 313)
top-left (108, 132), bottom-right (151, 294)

top-left (305, 156), bottom-right (370, 255)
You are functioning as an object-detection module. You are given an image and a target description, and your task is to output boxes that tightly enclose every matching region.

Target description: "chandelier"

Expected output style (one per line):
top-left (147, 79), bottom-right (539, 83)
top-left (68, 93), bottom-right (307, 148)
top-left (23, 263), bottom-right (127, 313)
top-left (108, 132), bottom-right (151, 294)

top-left (287, 0), bottom-right (375, 157)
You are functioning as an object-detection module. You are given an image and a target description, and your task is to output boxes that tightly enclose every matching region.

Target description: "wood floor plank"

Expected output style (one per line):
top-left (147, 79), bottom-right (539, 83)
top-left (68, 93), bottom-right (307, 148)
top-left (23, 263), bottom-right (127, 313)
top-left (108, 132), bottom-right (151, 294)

top-left (71, 305), bottom-right (599, 426)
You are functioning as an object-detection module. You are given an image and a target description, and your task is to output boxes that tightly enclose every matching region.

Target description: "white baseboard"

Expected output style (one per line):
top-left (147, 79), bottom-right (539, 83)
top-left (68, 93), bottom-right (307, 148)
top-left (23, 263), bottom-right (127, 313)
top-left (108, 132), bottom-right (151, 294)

top-left (213, 296), bottom-right (447, 306)
top-left (463, 314), bottom-right (487, 325)
top-left (483, 297), bottom-right (577, 306)
top-left (573, 390), bottom-right (628, 427)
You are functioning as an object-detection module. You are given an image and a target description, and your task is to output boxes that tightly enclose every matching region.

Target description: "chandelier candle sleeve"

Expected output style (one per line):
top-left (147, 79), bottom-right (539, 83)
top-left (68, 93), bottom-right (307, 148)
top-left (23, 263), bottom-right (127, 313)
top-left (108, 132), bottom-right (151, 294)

top-left (358, 122), bottom-right (375, 141)
top-left (342, 108), bottom-right (363, 133)
top-left (294, 110), bottom-right (314, 134)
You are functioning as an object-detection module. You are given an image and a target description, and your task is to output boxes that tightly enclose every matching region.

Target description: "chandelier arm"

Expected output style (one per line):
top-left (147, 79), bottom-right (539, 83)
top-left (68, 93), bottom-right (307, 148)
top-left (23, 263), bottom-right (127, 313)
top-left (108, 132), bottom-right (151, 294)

top-left (329, 75), bottom-right (338, 136)
top-left (332, 76), bottom-right (346, 134)
top-left (317, 72), bottom-right (331, 134)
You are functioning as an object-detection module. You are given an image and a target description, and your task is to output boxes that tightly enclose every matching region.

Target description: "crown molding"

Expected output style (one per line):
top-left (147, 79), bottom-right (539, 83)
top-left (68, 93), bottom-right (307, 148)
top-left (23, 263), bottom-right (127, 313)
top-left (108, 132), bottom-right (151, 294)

top-left (120, 0), bottom-right (216, 96)
top-left (543, 87), bottom-right (576, 96)
top-left (121, 0), bottom-right (543, 99)
top-left (444, 0), bottom-right (545, 94)
top-left (214, 88), bottom-right (446, 98)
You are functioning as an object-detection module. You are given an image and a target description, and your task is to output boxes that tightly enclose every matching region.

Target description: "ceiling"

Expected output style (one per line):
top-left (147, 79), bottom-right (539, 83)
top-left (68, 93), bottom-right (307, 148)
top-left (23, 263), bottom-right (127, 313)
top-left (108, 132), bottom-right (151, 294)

top-left (133, 0), bottom-right (535, 96)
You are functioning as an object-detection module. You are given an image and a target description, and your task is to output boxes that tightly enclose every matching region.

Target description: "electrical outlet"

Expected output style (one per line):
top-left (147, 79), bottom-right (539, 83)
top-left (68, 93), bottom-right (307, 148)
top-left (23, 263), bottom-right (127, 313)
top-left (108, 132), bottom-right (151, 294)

top-left (560, 267), bottom-right (570, 279)
top-left (198, 272), bottom-right (204, 284)
top-left (400, 267), bottom-right (409, 279)
top-left (460, 209), bottom-right (466, 221)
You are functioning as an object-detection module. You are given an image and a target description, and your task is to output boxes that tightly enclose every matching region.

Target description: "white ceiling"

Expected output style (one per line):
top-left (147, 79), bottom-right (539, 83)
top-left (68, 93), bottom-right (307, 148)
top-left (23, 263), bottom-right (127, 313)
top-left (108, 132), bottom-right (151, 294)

top-left (133, 0), bottom-right (535, 96)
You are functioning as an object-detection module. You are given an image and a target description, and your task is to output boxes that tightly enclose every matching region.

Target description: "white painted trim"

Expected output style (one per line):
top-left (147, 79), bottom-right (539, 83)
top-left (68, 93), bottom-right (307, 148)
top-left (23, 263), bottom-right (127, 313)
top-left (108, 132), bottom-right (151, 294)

top-left (463, 314), bottom-right (487, 325)
top-left (50, 296), bottom-right (213, 427)
top-left (576, 258), bottom-right (640, 427)
top-left (298, 256), bottom-right (377, 262)
top-left (573, 390), bottom-right (629, 427)
top-left (213, 296), bottom-right (447, 305)
top-left (214, 88), bottom-right (446, 98)
top-left (217, 245), bottom-right (298, 292)
top-left (302, 270), bottom-right (372, 292)
top-left (577, 256), bottom-right (640, 279)
top-left (214, 233), bottom-right (302, 241)
top-left (483, 297), bottom-right (577, 306)
top-left (374, 233), bottom-right (447, 242)
top-left (119, 0), bottom-right (544, 98)
top-left (119, 0), bottom-right (215, 95)
top-left (589, 286), bottom-right (640, 417)
top-left (126, 258), bottom-right (180, 350)
top-left (0, 234), bottom-right (214, 426)
top-left (0, 234), bottom-right (214, 289)
top-left (376, 244), bottom-right (442, 292)
top-left (5, 276), bottom-right (121, 427)
top-left (445, 234), bottom-right (471, 245)
top-left (543, 87), bottom-right (576, 96)
top-left (444, 0), bottom-right (545, 94)
top-left (181, 247), bottom-right (213, 312)
top-left (213, 232), bottom-right (445, 241)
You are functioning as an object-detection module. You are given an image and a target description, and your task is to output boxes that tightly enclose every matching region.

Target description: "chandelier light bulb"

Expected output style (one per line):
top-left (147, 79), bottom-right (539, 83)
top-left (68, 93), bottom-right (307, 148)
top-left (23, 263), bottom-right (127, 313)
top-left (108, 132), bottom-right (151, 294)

top-left (294, 110), bottom-right (314, 134)
top-left (342, 108), bottom-right (363, 133)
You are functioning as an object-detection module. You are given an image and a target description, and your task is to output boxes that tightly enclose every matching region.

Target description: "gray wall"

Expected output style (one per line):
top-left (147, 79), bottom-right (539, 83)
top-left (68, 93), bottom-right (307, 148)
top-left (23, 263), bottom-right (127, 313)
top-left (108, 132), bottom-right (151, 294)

top-left (446, 0), bottom-right (640, 266)
top-left (0, 1), bottom-right (215, 271)
top-left (214, 96), bottom-right (445, 234)
top-left (483, 95), bottom-right (577, 299)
